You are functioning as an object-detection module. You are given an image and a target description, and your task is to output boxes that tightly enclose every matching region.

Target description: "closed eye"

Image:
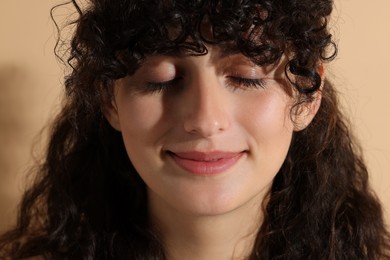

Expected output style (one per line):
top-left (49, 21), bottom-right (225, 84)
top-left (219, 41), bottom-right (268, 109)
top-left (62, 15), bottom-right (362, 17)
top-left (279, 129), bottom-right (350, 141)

top-left (226, 76), bottom-right (267, 90)
top-left (143, 76), bottom-right (266, 93)
top-left (144, 77), bottom-right (182, 93)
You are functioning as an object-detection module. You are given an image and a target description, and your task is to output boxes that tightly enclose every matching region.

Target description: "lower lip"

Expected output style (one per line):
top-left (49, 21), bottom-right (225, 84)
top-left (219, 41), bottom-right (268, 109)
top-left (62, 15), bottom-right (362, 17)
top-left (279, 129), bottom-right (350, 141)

top-left (169, 152), bottom-right (244, 176)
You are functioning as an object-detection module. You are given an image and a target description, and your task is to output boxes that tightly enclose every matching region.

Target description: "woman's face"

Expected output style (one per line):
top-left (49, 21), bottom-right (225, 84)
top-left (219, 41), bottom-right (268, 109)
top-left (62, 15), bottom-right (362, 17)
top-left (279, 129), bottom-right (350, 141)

top-left (107, 47), bottom-right (297, 217)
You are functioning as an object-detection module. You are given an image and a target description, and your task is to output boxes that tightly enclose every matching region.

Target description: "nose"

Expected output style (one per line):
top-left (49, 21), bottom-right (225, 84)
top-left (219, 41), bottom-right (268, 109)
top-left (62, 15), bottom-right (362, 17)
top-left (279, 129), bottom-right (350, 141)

top-left (182, 74), bottom-right (230, 137)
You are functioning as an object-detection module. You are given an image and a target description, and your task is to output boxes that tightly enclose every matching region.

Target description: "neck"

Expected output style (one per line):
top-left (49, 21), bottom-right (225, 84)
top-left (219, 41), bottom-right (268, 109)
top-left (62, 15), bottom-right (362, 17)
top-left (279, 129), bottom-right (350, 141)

top-left (149, 192), bottom-right (265, 260)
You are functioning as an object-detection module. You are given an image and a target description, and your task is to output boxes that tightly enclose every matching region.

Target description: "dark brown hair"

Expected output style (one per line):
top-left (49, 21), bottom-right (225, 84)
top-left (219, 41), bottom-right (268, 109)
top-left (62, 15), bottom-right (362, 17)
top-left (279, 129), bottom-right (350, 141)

top-left (1, 0), bottom-right (389, 259)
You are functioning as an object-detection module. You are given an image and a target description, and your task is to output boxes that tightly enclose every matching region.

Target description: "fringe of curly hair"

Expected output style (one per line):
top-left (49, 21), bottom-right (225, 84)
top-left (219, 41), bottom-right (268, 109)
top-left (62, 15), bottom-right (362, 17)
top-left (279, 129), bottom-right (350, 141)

top-left (1, 0), bottom-right (389, 259)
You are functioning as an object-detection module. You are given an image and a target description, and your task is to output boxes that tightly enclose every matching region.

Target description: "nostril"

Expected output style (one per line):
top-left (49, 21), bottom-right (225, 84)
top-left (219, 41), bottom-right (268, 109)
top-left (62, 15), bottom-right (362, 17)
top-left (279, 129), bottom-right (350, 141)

top-left (183, 115), bottom-right (229, 137)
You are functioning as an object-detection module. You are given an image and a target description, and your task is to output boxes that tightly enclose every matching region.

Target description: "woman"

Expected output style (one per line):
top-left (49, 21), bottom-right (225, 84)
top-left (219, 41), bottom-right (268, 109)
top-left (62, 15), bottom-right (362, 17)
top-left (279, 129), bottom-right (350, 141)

top-left (1, 0), bottom-right (389, 259)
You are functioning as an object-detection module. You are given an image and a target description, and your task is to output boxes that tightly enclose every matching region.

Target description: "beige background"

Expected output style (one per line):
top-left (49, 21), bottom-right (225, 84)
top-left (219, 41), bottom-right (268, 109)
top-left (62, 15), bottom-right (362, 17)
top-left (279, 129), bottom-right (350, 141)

top-left (0, 0), bottom-right (389, 232)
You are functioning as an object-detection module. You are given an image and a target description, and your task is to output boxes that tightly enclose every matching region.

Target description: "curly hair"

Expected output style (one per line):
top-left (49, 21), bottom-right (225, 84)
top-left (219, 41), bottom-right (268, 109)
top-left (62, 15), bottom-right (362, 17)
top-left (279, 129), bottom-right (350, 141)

top-left (1, 0), bottom-right (389, 259)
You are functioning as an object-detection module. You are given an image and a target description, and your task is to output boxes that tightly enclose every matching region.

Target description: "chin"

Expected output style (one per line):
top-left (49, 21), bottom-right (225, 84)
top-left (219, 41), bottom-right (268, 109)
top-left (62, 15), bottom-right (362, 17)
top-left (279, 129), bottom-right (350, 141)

top-left (169, 184), bottom-right (268, 218)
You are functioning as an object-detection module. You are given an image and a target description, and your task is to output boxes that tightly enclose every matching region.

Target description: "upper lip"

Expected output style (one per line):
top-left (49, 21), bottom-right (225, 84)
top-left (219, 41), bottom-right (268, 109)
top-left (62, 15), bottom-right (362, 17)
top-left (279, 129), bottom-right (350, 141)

top-left (167, 151), bottom-right (244, 161)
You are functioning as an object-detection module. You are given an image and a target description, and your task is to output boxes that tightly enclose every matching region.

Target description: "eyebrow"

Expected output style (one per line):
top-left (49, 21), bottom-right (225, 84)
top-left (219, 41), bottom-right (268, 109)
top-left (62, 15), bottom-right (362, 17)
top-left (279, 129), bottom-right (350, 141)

top-left (159, 44), bottom-right (241, 59)
top-left (215, 45), bottom-right (242, 58)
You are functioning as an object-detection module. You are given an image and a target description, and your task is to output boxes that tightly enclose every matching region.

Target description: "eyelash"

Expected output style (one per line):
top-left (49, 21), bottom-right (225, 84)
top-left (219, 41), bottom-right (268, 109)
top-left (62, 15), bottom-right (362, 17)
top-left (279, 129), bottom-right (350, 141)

top-left (144, 78), bottom-right (181, 93)
top-left (226, 77), bottom-right (267, 90)
top-left (144, 76), bottom-right (267, 93)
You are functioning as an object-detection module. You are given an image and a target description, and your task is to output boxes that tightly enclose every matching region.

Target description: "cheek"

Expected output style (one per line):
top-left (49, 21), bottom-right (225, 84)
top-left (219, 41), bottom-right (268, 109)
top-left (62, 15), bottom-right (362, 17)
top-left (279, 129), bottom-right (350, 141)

top-left (117, 96), bottom-right (166, 142)
top-left (115, 96), bottom-right (168, 170)
top-left (121, 98), bottom-right (161, 129)
top-left (236, 90), bottom-right (294, 176)
top-left (239, 92), bottom-right (293, 140)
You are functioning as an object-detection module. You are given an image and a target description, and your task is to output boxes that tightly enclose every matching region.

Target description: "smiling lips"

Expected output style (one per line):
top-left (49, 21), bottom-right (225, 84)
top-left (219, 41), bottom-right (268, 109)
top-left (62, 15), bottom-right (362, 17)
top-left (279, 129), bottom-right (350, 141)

top-left (168, 151), bottom-right (244, 175)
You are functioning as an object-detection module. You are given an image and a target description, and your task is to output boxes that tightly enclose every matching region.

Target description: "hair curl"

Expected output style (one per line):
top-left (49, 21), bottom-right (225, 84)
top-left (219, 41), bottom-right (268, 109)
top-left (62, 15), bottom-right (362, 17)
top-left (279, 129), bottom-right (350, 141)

top-left (1, 0), bottom-right (389, 259)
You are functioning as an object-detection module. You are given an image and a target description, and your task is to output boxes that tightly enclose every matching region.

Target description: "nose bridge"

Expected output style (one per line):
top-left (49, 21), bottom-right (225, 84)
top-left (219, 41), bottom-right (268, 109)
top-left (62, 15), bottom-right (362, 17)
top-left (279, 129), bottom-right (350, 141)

top-left (182, 69), bottom-right (230, 136)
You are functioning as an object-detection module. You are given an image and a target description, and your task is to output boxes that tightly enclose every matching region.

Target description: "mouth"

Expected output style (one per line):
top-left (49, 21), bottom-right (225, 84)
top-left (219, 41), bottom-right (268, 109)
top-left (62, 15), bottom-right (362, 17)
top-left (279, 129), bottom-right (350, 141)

top-left (166, 150), bottom-right (245, 176)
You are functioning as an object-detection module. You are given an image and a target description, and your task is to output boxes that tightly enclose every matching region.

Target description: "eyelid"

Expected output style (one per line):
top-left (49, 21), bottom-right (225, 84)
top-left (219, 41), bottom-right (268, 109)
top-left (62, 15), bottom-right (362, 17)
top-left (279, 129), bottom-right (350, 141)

top-left (228, 66), bottom-right (265, 78)
top-left (137, 58), bottom-right (178, 81)
top-left (226, 76), bottom-right (267, 90)
top-left (144, 77), bottom-right (182, 93)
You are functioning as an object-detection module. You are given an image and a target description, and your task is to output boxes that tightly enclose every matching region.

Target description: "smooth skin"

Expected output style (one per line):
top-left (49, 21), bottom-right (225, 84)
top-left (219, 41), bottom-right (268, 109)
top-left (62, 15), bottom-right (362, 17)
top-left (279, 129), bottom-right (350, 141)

top-left (105, 47), bottom-right (321, 259)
